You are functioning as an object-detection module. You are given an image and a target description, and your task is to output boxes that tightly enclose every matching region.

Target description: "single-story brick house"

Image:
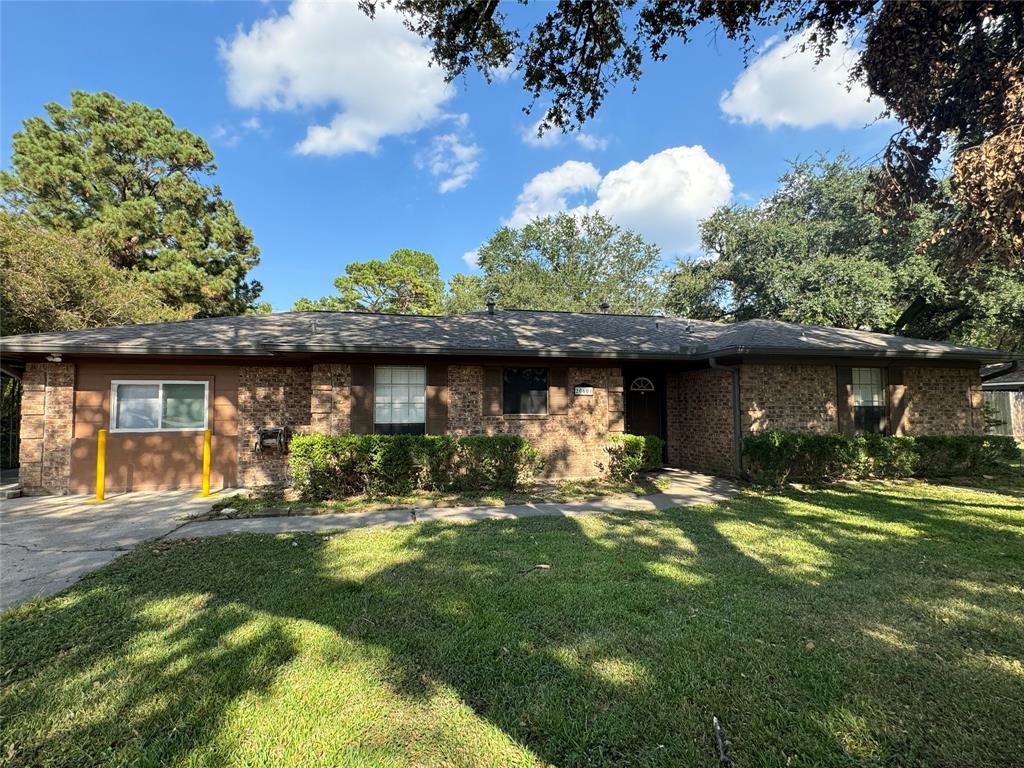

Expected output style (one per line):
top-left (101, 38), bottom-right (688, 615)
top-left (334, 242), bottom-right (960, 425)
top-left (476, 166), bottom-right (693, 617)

top-left (0, 309), bottom-right (1015, 495)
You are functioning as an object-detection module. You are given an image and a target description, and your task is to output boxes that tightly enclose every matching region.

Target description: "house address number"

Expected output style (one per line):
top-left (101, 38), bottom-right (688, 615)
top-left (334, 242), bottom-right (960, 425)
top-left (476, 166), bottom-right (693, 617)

top-left (574, 384), bottom-right (595, 396)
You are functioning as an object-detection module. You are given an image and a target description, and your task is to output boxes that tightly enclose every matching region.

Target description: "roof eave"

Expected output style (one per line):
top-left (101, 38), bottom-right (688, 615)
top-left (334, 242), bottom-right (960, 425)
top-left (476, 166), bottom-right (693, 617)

top-left (0, 340), bottom-right (1012, 363)
top-left (713, 346), bottom-right (1013, 362)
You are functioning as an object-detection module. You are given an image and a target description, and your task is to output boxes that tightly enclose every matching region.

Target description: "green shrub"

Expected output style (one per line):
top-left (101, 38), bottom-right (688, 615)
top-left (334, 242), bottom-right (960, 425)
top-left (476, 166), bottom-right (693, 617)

top-left (743, 431), bottom-right (1019, 485)
top-left (912, 435), bottom-right (1021, 477)
top-left (289, 433), bottom-right (544, 501)
top-left (605, 434), bottom-right (666, 481)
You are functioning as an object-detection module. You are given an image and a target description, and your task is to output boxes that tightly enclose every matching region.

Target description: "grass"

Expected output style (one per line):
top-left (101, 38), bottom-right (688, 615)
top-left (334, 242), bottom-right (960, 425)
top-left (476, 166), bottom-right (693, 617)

top-left (2, 481), bottom-right (1023, 767)
top-left (196, 475), bottom-right (671, 520)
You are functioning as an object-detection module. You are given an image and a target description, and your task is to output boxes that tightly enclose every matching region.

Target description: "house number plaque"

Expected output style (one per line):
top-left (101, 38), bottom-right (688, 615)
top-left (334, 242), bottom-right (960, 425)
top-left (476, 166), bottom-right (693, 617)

top-left (574, 384), bottom-right (595, 396)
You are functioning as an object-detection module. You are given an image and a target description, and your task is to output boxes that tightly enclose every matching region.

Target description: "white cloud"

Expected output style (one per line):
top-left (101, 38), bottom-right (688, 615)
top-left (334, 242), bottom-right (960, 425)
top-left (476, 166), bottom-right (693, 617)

top-left (505, 146), bottom-right (732, 254)
top-left (520, 118), bottom-right (606, 151)
top-left (719, 30), bottom-right (883, 129)
top-left (417, 134), bottom-right (481, 193)
top-left (575, 133), bottom-right (608, 151)
top-left (490, 61), bottom-right (516, 83)
top-left (220, 1), bottom-right (452, 155)
top-left (505, 160), bottom-right (602, 229)
top-left (521, 118), bottom-right (560, 148)
top-left (591, 146), bottom-right (732, 253)
top-left (462, 250), bottom-right (479, 269)
top-left (211, 117), bottom-right (266, 147)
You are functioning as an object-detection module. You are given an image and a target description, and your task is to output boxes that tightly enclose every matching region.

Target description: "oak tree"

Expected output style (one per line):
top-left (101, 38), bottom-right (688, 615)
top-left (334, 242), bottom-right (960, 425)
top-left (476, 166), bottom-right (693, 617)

top-left (368, 1), bottom-right (1024, 270)
top-left (295, 249), bottom-right (445, 314)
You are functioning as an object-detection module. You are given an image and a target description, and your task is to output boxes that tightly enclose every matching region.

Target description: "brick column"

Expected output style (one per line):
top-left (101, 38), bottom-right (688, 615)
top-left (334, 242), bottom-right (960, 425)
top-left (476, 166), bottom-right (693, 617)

top-left (310, 363), bottom-right (351, 435)
top-left (607, 367), bottom-right (625, 433)
top-left (19, 362), bottom-right (75, 495)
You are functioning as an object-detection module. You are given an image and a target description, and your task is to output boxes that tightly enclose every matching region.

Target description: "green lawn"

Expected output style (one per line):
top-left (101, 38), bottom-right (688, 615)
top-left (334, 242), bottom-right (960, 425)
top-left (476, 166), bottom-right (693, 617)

top-left (2, 482), bottom-right (1022, 767)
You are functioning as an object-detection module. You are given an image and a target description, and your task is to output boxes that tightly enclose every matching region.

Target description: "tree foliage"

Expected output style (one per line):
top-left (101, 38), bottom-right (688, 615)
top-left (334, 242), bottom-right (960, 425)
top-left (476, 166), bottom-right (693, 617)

top-left (370, 1), bottom-right (1024, 271)
top-left (1, 91), bottom-right (262, 317)
top-left (667, 158), bottom-right (1024, 351)
top-left (442, 272), bottom-right (489, 315)
top-left (294, 249), bottom-right (445, 314)
top-left (469, 212), bottom-right (666, 314)
top-left (0, 212), bottom-right (185, 336)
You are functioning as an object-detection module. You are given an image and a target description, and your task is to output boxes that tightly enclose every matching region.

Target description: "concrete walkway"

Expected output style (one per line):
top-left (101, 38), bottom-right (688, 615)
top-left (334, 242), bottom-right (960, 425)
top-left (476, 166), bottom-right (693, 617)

top-left (1, 470), bottom-right (736, 610)
top-left (168, 470), bottom-right (738, 539)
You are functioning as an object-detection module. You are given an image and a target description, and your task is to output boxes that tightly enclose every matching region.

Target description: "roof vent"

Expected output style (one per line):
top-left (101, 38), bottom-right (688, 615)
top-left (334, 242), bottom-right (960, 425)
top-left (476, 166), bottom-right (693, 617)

top-left (685, 322), bottom-right (693, 333)
top-left (485, 298), bottom-right (496, 315)
top-left (599, 299), bottom-right (610, 314)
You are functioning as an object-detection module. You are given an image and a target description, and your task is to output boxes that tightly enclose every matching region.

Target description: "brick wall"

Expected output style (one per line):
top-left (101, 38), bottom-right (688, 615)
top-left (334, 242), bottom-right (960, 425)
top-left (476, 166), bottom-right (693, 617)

top-left (740, 364), bottom-right (837, 434)
top-left (895, 366), bottom-right (984, 435)
top-left (665, 368), bottom-right (736, 476)
top-left (448, 365), bottom-right (623, 478)
top-left (237, 365), bottom-right (313, 486)
top-left (19, 362), bottom-right (75, 495)
top-left (311, 363), bottom-right (352, 435)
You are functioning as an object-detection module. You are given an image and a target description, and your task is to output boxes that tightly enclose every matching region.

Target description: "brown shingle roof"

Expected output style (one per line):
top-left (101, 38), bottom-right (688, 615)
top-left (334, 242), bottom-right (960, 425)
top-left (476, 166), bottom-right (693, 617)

top-left (0, 309), bottom-right (1013, 362)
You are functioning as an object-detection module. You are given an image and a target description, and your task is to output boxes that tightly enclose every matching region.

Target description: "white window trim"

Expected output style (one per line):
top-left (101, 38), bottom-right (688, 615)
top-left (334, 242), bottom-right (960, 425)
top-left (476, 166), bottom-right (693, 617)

top-left (109, 380), bottom-right (210, 433)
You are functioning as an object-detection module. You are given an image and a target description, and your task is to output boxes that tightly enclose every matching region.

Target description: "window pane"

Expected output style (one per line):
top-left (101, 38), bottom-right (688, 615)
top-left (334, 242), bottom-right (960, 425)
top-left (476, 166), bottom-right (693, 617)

top-left (503, 368), bottom-right (548, 415)
top-left (162, 383), bottom-right (206, 429)
top-left (854, 405), bottom-right (887, 434)
top-left (115, 384), bottom-right (160, 429)
top-left (374, 367), bottom-right (426, 428)
top-left (852, 368), bottom-right (884, 406)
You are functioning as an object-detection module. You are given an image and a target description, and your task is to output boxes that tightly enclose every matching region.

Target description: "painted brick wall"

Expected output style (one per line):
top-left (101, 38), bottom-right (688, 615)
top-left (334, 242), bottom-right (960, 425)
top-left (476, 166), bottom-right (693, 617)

top-left (237, 365), bottom-right (312, 486)
top-left (740, 364), bottom-right (838, 434)
top-left (895, 366), bottom-right (984, 435)
top-left (448, 365), bottom-right (623, 478)
top-left (665, 368), bottom-right (736, 476)
top-left (19, 362), bottom-right (75, 495)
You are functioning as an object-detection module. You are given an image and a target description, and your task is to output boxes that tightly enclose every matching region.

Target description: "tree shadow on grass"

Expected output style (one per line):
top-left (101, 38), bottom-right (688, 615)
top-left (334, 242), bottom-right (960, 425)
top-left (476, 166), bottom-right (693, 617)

top-left (2, 484), bottom-right (1022, 767)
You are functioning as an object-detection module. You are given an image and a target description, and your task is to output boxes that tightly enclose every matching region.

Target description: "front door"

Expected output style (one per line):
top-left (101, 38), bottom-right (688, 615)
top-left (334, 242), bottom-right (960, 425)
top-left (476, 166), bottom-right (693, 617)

top-left (624, 371), bottom-right (664, 438)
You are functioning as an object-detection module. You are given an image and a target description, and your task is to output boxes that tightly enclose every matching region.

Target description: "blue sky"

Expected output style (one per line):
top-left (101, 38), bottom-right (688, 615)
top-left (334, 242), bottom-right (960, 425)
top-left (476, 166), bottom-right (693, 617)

top-left (1, 1), bottom-right (896, 311)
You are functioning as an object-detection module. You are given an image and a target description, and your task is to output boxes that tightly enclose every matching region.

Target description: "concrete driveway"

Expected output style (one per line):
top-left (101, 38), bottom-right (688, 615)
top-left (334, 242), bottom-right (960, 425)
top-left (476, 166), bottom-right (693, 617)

top-left (0, 491), bottom-right (224, 611)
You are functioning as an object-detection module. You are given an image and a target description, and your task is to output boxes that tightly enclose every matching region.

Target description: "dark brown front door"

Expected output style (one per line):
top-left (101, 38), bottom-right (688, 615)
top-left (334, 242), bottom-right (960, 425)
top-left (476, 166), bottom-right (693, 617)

top-left (624, 371), bottom-right (664, 438)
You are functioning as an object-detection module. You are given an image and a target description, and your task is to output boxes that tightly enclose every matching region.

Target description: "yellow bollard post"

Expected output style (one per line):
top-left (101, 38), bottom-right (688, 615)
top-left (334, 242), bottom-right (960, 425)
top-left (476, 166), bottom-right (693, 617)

top-left (195, 429), bottom-right (213, 498)
top-left (88, 429), bottom-right (107, 503)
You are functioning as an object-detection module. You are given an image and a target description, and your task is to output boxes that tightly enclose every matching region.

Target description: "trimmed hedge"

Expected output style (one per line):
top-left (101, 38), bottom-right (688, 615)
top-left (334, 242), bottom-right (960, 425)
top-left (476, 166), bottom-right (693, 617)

top-left (605, 434), bottom-right (666, 480)
top-left (743, 431), bottom-right (1020, 485)
top-left (289, 434), bottom-right (544, 501)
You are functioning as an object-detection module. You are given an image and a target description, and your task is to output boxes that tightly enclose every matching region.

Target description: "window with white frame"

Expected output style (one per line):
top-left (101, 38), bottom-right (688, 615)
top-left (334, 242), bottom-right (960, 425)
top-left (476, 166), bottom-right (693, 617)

top-left (374, 366), bottom-right (426, 434)
top-left (851, 367), bottom-right (886, 434)
top-left (111, 381), bottom-right (208, 432)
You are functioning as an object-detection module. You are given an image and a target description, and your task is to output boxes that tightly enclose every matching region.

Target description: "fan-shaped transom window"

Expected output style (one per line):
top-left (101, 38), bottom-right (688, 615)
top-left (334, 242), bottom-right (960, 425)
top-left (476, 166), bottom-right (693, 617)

top-left (630, 377), bottom-right (655, 392)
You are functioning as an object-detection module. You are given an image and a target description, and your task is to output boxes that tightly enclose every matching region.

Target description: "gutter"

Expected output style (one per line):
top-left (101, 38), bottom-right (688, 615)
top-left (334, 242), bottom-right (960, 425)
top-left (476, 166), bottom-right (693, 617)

top-left (709, 357), bottom-right (744, 479)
